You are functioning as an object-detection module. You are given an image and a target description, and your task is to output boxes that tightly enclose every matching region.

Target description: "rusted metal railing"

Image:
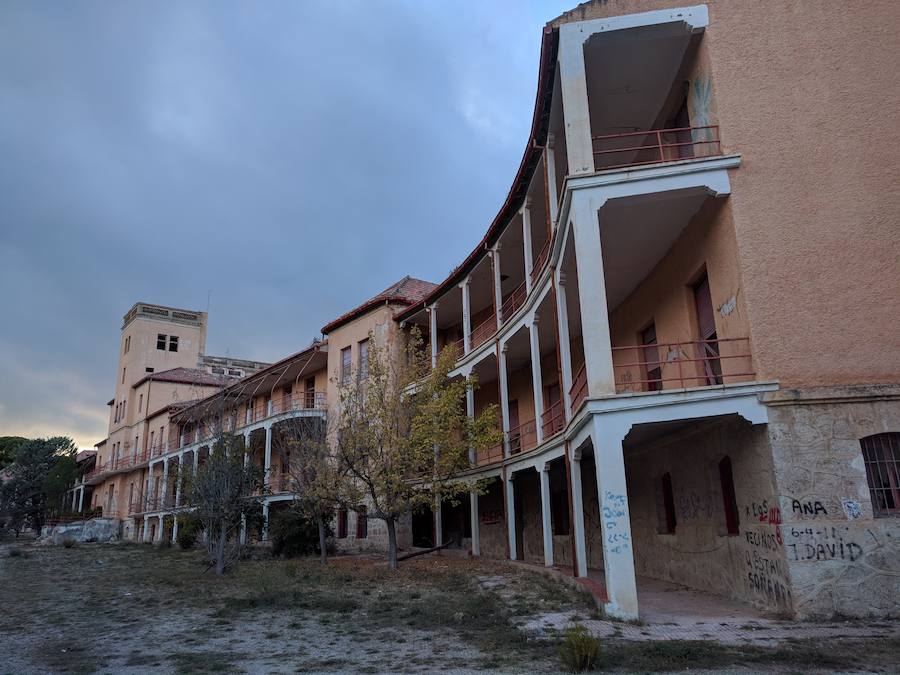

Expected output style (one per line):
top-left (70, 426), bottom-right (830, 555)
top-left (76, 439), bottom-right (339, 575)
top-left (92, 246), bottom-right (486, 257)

top-left (592, 125), bottom-right (722, 171)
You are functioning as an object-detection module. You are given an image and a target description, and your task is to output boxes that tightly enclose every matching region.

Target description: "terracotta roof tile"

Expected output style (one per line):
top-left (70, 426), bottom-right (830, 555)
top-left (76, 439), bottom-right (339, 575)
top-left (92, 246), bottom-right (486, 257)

top-left (322, 275), bottom-right (437, 334)
top-left (133, 367), bottom-right (231, 389)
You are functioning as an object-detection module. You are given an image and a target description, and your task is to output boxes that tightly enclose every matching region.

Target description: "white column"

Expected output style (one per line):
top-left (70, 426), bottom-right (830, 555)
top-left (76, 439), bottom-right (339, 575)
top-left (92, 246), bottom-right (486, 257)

top-left (491, 246), bottom-right (503, 328)
top-left (570, 450), bottom-right (588, 577)
top-left (240, 513), bottom-right (247, 545)
top-left (155, 515), bottom-right (164, 543)
top-left (557, 24), bottom-right (594, 175)
top-left (434, 500), bottom-right (443, 546)
top-left (570, 192), bottom-right (615, 396)
top-left (470, 490), bottom-right (480, 556)
top-left (555, 272), bottom-right (574, 421)
top-left (264, 424), bottom-right (272, 489)
top-left (498, 344), bottom-right (511, 457)
top-left (546, 135), bottom-right (559, 226)
top-left (539, 464), bottom-right (554, 567)
top-left (141, 516), bottom-right (150, 542)
top-left (460, 278), bottom-right (472, 355)
top-left (193, 449), bottom-right (200, 474)
top-left (261, 501), bottom-right (270, 542)
top-left (506, 473), bottom-right (517, 560)
top-left (146, 463), bottom-right (155, 509)
top-left (171, 517), bottom-right (179, 544)
top-left (529, 314), bottom-right (545, 444)
top-left (174, 454), bottom-right (183, 507)
top-left (591, 419), bottom-right (638, 620)
top-left (77, 486), bottom-right (85, 512)
top-left (161, 459), bottom-right (170, 508)
top-left (429, 303), bottom-right (439, 368)
top-left (466, 383), bottom-right (476, 464)
top-left (522, 201), bottom-right (534, 294)
top-left (71, 488), bottom-right (78, 512)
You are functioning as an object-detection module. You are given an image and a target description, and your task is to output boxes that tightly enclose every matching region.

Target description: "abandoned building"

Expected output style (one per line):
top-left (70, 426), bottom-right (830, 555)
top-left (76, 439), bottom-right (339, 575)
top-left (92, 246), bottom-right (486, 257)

top-left (74, 1), bottom-right (899, 621)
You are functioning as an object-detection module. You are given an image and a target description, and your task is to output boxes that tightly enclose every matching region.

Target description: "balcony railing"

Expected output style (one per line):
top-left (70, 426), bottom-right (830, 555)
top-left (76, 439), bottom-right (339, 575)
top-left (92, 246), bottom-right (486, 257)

top-left (531, 239), bottom-right (551, 285)
top-left (508, 418), bottom-right (538, 456)
top-left (612, 337), bottom-right (753, 393)
top-left (476, 441), bottom-right (504, 467)
top-left (569, 364), bottom-right (588, 413)
top-left (470, 315), bottom-right (498, 350)
top-left (540, 400), bottom-right (565, 438)
top-left (84, 449), bottom-right (152, 482)
top-left (500, 282), bottom-right (527, 322)
top-left (592, 125), bottom-right (722, 171)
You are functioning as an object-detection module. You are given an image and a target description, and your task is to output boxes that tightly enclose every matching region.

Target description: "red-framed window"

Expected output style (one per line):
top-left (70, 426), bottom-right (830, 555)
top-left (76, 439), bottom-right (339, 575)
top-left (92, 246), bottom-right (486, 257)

top-left (660, 473), bottom-right (677, 534)
top-left (860, 433), bottom-right (900, 517)
top-left (356, 505), bottom-right (368, 539)
top-left (337, 508), bottom-right (348, 538)
top-left (719, 456), bottom-right (740, 535)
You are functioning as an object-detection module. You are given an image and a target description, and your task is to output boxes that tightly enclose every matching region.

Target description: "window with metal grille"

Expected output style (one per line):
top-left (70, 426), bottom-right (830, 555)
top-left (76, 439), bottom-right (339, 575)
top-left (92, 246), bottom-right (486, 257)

top-left (340, 347), bottom-right (352, 386)
top-left (358, 339), bottom-right (369, 380)
top-left (860, 433), bottom-right (900, 517)
top-left (719, 456), bottom-right (740, 535)
top-left (337, 508), bottom-right (348, 538)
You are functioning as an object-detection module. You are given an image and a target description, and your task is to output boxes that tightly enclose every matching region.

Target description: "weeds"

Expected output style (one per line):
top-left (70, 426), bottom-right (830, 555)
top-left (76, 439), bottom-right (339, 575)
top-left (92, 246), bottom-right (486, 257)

top-left (557, 624), bottom-right (600, 672)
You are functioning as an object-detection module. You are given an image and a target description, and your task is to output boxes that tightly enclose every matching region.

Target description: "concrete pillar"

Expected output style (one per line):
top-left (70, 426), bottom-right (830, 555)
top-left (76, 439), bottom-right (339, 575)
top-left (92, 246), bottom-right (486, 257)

top-left (155, 515), bottom-right (164, 543)
top-left (174, 454), bottom-right (183, 507)
top-left (171, 516), bottom-right (179, 545)
top-left (466, 383), bottom-right (475, 464)
top-left (264, 424), bottom-right (272, 489)
top-left (498, 344), bottom-right (511, 457)
top-left (261, 501), bottom-right (270, 542)
top-left (522, 200), bottom-right (534, 294)
top-left (557, 24), bottom-right (594, 175)
top-left (506, 473), bottom-right (517, 560)
top-left (240, 513), bottom-right (247, 545)
top-left (146, 463), bottom-right (154, 509)
top-left (529, 314), bottom-right (545, 444)
top-left (71, 488), bottom-right (78, 512)
top-left (193, 448), bottom-right (200, 474)
top-left (460, 278), bottom-right (471, 355)
top-left (555, 272), bottom-right (574, 421)
top-left (161, 459), bottom-right (170, 509)
top-left (491, 246), bottom-right (503, 328)
top-left (540, 464), bottom-right (554, 567)
top-left (429, 303), bottom-right (439, 368)
top-left (546, 135), bottom-right (559, 226)
top-left (570, 450), bottom-right (588, 577)
top-left (591, 421), bottom-right (638, 619)
top-left (470, 490), bottom-right (480, 556)
top-left (141, 516), bottom-right (150, 542)
top-left (77, 486), bottom-right (85, 512)
top-left (570, 191), bottom-right (615, 396)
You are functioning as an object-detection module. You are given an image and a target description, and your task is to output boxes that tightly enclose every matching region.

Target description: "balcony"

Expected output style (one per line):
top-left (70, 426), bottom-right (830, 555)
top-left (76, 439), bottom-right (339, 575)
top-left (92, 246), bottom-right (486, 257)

top-left (592, 125), bottom-right (722, 172)
top-left (83, 449), bottom-right (152, 484)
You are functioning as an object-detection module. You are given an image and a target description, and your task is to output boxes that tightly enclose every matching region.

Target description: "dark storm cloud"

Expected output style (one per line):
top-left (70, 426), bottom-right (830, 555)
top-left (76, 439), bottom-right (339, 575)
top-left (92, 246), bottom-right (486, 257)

top-left (0, 1), bottom-right (572, 447)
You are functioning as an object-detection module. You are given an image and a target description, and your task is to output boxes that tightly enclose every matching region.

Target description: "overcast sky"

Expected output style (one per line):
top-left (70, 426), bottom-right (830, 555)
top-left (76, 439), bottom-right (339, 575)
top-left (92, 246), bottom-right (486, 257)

top-left (0, 1), bottom-right (573, 449)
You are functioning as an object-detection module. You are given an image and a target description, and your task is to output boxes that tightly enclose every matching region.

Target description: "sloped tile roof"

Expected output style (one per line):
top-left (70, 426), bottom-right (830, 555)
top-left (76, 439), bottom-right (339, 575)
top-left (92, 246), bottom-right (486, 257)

top-left (133, 367), bottom-right (231, 389)
top-left (321, 275), bottom-right (437, 334)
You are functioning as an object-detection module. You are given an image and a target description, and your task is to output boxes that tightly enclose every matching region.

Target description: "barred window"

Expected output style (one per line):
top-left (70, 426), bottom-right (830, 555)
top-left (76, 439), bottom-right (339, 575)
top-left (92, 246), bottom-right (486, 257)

top-left (860, 433), bottom-right (900, 517)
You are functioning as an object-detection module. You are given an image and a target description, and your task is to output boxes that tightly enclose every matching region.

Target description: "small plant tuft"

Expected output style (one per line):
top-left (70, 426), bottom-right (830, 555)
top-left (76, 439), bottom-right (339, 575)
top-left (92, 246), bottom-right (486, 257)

top-left (62, 538), bottom-right (77, 549)
top-left (8, 546), bottom-right (26, 557)
top-left (557, 624), bottom-right (599, 673)
top-left (175, 515), bottom-right (201, 550)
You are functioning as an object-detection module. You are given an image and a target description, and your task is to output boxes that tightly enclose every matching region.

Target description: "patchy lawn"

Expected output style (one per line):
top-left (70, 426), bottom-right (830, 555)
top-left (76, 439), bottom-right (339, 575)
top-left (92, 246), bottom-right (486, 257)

top-left (1, 541), bottom-right (898, 674)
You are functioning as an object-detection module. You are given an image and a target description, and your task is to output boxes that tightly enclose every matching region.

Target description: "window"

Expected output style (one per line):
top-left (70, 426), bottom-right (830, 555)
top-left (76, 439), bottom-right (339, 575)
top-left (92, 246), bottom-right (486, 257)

top-left (640, 323), bottom-right (662, 391)
top-left (659, 473), bottom-right (677, 534)
top-left (124, 335), bottom-right (130, 354)
top-left (305, 376), bottom-right (316, 408)
top-left (168, 335), bottom-right (179, 352)
top-left (340, 347), bottom-right (352, 385)
top-left (228, 369), bottom-right (242, 376)
top-left (356, 505), bottom-right (368, 538)
top-left (122, 367), bottom-right (126, 384)
top-left (138, 393), bottom-right (143, 412)
top-left (719, 456), bottom-right (740, 535)
top-left (693, 272), bottom-right (722, 385)
top-left (146, 367), bottom-right (154, 373)
top-left (157, 334), bottom-right (167, 350)
top-left (358, 339), bottom-right (370, 380)
top-left (860, 433), bottom-right (900, 517)
top-left (337, 509), bottom-right (348, 538)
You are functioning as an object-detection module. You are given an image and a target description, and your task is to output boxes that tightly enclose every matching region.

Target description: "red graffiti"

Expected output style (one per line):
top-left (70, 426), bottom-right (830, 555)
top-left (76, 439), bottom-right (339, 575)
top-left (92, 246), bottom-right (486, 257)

top-left (758, 506), bottom-right (782, 525)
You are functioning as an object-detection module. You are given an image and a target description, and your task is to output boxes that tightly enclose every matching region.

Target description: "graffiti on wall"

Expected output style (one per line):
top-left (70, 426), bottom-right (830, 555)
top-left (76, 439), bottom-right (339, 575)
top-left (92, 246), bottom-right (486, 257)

top-left (790, 499), bottom-right (828, 518)
top-left (786, 525), bottom-right (865, 563)
top-left (602, 491), bottom-right (631, 555)
top-left (676, 490), bottom-right (716, 521)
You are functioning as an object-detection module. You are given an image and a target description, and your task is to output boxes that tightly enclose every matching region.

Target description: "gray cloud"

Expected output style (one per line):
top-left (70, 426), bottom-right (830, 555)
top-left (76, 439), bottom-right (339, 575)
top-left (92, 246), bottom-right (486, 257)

top-left (0, 0), bottom-right (572, 448)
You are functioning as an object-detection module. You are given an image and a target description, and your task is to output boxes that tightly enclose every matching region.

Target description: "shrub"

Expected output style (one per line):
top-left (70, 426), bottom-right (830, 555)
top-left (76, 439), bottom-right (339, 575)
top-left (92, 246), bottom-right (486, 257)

top-left (269, 510), bottom-right (330, 558)
top-left (176, 515), bottom-right (201, 550)
top-left (558, 624), bottom-right (600, 673)
top-left (8, 546), bottom-right (25, 557)
top-left (62, 538), bottom-right (77, 548)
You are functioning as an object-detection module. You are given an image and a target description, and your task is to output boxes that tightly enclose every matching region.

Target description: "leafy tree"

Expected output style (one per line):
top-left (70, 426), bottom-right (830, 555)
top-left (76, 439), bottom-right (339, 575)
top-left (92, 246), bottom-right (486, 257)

top-left (189, 434), bottom-right (264, 574)
top-left (0, 436), bottom-right (76, 534)
top-left (0, 436), bottom-right (27, 469)
top-left (272, 415), bottom-right (348, 563)
top-left (335, 329), bottom-right (501, 569)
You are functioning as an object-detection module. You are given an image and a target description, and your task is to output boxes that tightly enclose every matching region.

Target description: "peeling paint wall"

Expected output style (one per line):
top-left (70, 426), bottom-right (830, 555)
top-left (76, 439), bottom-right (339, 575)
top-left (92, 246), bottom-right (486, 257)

top-left (766, 388), bottom-right (900, 617)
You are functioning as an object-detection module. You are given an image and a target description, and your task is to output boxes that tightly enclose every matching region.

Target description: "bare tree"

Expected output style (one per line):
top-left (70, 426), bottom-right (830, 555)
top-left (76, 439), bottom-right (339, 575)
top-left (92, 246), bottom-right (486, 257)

top-left (335, 328), bottom-right (501, 569)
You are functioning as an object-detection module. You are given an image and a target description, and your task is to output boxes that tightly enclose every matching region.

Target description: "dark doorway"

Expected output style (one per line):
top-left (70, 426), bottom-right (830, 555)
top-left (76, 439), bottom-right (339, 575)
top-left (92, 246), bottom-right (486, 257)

top-left (412, 506), bottom-right (434, 548)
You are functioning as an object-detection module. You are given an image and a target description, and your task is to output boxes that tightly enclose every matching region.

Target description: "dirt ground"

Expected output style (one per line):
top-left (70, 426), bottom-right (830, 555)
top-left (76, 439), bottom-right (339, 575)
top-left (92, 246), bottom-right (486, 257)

top-left (1, 540), bottom-right (898, 674)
